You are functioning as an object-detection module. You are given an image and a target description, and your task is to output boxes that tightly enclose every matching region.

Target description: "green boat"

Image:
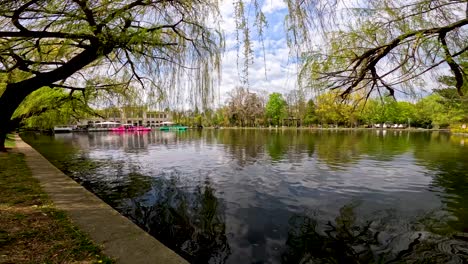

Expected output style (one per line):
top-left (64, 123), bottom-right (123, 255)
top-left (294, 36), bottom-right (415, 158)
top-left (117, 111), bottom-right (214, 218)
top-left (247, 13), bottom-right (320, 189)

top-left (159, 122), bottom-right (188, 131)
top-left (159, 125), bottom-right (188, 131)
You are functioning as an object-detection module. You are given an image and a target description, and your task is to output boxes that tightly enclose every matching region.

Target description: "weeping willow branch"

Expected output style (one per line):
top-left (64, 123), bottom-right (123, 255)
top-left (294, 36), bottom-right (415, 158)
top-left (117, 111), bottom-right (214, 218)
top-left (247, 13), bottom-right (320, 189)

top-left (288, 0), bottom-right (468, 100)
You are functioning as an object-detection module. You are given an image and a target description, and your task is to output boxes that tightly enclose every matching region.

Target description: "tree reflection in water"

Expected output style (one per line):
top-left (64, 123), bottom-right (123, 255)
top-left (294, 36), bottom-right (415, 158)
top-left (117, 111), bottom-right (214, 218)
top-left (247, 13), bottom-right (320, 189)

top-left (22, 131), bottom-right (468, 263)
top-left (282, 204), bottom-right (468, 264)
top-left (119, 174), bottom-right (231, 263)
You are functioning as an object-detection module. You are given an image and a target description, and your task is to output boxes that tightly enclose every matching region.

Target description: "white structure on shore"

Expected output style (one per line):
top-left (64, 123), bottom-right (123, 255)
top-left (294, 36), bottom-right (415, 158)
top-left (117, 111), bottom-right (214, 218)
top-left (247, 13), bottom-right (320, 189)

top-left (79, 106), bottom-right (171, 128)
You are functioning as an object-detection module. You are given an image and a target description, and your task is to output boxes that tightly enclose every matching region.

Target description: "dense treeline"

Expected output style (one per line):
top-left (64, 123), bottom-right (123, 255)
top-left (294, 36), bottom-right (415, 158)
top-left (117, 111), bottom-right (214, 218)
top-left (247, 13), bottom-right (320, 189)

top-left (13, 85), bottom-right (467, 130)
top-left (170, 86), bottom-right (468, 129)
top-left (9, 56), bottom-right (467, 130)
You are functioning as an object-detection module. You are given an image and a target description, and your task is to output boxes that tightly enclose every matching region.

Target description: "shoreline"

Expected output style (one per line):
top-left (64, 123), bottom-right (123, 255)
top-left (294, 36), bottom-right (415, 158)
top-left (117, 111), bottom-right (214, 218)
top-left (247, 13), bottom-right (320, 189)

top-left (13, 135), bottom-right (188, 264)
top-left (201, 127), bottom-right (452, 132)
top-left (22, 127), bottom-right (454, 133)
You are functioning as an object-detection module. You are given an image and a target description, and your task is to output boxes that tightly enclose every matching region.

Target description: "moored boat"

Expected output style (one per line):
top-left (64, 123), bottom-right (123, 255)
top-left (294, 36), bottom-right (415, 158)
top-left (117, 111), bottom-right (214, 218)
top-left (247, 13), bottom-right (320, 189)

top-left (135, 126), bottom-right (152, 131)
top-left (159, 126), bottom-right (188, 131)
top-left (88, 121), bottom-right (121, 131)
top-left (159, 121), bottom-right (188, 131)
top-left (53, 125), bottom-right (73, 133)
top-left (110, 125), bottom-right (151, 132)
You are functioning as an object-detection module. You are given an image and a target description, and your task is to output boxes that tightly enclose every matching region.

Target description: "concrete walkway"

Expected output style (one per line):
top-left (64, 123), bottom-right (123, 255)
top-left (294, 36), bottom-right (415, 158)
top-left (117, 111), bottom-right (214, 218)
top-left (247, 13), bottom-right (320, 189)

top-left (14, 136), bottom-right (188, 264)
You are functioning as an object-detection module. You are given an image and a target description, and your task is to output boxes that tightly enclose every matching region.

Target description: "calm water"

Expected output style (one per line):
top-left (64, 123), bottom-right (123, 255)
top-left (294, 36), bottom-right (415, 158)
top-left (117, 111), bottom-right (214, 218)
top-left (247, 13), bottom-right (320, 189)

top-left (22, 130), bottom-right (468, 263)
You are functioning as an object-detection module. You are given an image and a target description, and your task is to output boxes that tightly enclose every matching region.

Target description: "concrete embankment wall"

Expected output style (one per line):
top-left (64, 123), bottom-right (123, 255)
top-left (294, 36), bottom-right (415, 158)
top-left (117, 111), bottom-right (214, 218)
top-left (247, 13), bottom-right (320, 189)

top-left (15, 136), bottom-right (188, 264)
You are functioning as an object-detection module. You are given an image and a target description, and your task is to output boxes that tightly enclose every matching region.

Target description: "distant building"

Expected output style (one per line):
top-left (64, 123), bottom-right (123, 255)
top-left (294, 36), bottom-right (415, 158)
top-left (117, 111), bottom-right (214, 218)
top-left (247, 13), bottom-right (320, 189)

top-left (79, 106), bottom-right (171, 127)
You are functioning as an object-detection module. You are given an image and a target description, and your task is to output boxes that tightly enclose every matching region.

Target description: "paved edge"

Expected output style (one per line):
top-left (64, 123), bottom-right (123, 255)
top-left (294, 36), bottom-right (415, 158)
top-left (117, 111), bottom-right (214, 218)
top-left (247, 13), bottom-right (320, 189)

top-left (14, 135), bottom-right (188, 264)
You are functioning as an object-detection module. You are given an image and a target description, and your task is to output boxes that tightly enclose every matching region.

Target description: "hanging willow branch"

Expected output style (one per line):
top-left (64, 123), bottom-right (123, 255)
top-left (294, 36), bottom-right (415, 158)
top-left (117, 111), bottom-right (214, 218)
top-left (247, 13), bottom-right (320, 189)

top-left (287, 0), bottom-right (468, 99)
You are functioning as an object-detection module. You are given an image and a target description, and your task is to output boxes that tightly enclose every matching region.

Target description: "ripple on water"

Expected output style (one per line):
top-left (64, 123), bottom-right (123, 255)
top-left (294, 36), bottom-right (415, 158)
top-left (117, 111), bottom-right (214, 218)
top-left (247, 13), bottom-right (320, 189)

top-left (21, 130), bottom-right (468, 264)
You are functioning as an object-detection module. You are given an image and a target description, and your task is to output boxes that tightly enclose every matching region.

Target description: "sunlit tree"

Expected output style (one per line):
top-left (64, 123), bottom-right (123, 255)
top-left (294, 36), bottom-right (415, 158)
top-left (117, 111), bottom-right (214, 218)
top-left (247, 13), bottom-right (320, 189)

top-left (0, 0), bottom-right (223, 150)
top-left (265, 92), bottom-right (287, 126)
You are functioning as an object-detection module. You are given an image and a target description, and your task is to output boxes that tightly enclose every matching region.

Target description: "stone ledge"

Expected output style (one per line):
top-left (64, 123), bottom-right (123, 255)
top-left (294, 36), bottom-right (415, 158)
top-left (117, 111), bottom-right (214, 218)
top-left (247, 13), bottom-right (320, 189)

top-left (15, 135), bottom-right (188, 264)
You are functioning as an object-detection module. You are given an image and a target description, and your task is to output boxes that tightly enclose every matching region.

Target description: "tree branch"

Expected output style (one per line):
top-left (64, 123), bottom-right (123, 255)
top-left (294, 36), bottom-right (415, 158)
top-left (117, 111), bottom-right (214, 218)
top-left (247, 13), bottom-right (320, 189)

top-left (439, 32), bottom-right (465, 96)
top-left (340, 18), bottom-right (468, 96)
top-left (0, 30), bottom-right (97, 40)
top-left (53, 82), bottom-right (129, 91)
top-left (72, 0), bottom-right (100, 34)
top-left (12, 0), bottom-right (40, 31)
top-left (101, 0), bottom-right (144, 26)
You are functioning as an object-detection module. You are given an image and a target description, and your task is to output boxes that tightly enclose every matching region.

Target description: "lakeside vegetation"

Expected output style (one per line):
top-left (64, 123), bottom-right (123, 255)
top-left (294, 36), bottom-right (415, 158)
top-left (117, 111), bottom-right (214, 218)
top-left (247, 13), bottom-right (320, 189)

top-left (4, 134), bottom-right (15, 148)
top-left (0, 1), bottom-right (467, 149)
top-left (169, 86), bottom-right (467, 129)
top-left (0, 149), bottom-right (112, 263)
top-left (0, 1), bottom-right (465, 262)
top-left (13, 84), bottom-right (467, 132)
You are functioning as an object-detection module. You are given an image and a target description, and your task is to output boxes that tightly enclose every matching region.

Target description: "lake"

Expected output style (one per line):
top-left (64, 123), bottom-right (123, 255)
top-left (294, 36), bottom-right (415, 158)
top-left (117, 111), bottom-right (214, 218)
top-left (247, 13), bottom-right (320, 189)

top-left (22, 129), bottom-right (468, 263)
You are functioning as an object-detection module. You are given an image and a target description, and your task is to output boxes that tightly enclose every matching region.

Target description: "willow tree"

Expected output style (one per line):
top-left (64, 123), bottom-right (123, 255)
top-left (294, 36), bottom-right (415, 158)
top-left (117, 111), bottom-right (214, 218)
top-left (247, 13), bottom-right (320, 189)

top-left (11, 87), bottom-right (99, 129)
top-left (287, 0), bottom-right (468, 101)
top-left (0, 0), bottom-right (222, 150)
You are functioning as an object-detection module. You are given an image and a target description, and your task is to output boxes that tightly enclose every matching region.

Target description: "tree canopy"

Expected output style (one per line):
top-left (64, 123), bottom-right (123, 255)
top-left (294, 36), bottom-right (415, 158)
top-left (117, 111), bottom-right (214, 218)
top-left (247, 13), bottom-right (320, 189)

top-left (288, 0), bottom-right (468, 99)
top-left (265, 92), bottom-right (287, 126)
top-left (0, 0), bottom-right (223, 149)
top-left (1, 0), bottom-right (467, 150)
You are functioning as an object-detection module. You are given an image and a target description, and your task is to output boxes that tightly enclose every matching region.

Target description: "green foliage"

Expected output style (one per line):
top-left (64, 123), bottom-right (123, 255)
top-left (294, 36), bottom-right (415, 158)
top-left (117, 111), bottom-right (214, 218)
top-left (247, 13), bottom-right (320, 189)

top-left (290, 0), bottom-right (467, 100)
top-left (303, 99), bottom-right (317, 126)
top-left (265, 93), bottom-right (287, 126)
top-left (360, 99), bottom-right (383, 125)
top-left (163, 87), bottom-right (467, 129)
top-left (0, 0), bottom-right (225, 146)
top-left (12, 87), bottom-right (95, 129)
top-left (433, 55), bottom-right (468, 125)
top-left (314, 92), bottom-right (352, 126)
top-left (4, 134), bottom-right (14, 148)
top-left (361, 97), bottom-right (418, 126)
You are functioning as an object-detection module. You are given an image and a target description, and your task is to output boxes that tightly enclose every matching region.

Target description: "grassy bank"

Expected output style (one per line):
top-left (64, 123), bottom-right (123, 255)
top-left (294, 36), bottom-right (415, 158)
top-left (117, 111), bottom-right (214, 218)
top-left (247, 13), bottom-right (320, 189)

top-left (0, 150), bottom-right (113, 263)
top-left (5, 134), bottom-right (15, 148)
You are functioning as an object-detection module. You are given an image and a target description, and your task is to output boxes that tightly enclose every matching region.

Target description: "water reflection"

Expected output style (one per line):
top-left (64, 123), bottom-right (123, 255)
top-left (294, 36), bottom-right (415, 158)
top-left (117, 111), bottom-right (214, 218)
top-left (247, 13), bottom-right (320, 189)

top-left (22, 130), bottom-right (468, 263)
top-left (411, 133), bottom-right (468, 233)
top-left (119, 174), bottom-right (230, 263)
top-left (282, 203), bottom-right (468, 264)
top-left (211, 129), bottom-right (415, 168)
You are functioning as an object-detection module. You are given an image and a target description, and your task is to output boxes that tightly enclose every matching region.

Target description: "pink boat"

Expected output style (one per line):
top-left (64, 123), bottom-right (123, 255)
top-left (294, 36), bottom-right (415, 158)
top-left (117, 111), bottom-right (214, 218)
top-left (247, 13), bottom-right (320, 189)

top-left (110, 125), bottom-right (151, 132)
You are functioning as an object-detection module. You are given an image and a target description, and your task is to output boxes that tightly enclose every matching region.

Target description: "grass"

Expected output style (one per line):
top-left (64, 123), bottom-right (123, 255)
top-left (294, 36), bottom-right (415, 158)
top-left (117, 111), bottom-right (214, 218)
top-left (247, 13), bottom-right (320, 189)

top-left (4, 134), bottom-right (15, 148)
top-left (0, 150), bottom-right (113, 263)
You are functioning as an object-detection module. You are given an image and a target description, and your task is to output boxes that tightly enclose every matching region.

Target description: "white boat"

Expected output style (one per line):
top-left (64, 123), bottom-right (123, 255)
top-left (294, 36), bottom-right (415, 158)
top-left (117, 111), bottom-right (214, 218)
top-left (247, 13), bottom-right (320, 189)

top-left (53, 125), bottom-right (73, 133)
top-left (88, 121), bottom-right (121, 131)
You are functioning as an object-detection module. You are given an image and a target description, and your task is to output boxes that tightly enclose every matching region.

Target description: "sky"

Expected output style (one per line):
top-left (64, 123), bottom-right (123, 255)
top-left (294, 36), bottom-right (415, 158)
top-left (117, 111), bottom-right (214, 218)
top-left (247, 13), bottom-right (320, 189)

top-left (215, 1), bottom-right (299, 104)
top-left (212, 0), bottom-right (460, 106)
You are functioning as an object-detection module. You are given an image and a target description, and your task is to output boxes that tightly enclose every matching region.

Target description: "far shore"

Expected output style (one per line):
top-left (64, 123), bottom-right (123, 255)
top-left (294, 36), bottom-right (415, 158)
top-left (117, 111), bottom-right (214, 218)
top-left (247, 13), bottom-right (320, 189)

top-left (201, 126), bottom-right (452, 132)
top-left (19, 126), bottom-right (461, 134)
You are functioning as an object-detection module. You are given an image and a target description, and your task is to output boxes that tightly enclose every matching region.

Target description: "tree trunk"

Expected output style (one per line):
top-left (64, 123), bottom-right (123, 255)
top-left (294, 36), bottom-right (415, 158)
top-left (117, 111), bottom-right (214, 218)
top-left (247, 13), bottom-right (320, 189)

top-left (0, 131), bottom-right (6, 152)
top-left (0, 46), bottom-right (108, 150)
top-left (0, 82), bottom-right (37, 151)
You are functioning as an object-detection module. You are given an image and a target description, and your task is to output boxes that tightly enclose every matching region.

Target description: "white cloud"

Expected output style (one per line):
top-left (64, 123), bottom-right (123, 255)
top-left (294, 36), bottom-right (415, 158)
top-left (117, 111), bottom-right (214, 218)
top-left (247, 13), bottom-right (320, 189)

top-left (218, 1), bottom-right (236, 34)
top-left (261, 0), bottom-right (287, 14)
